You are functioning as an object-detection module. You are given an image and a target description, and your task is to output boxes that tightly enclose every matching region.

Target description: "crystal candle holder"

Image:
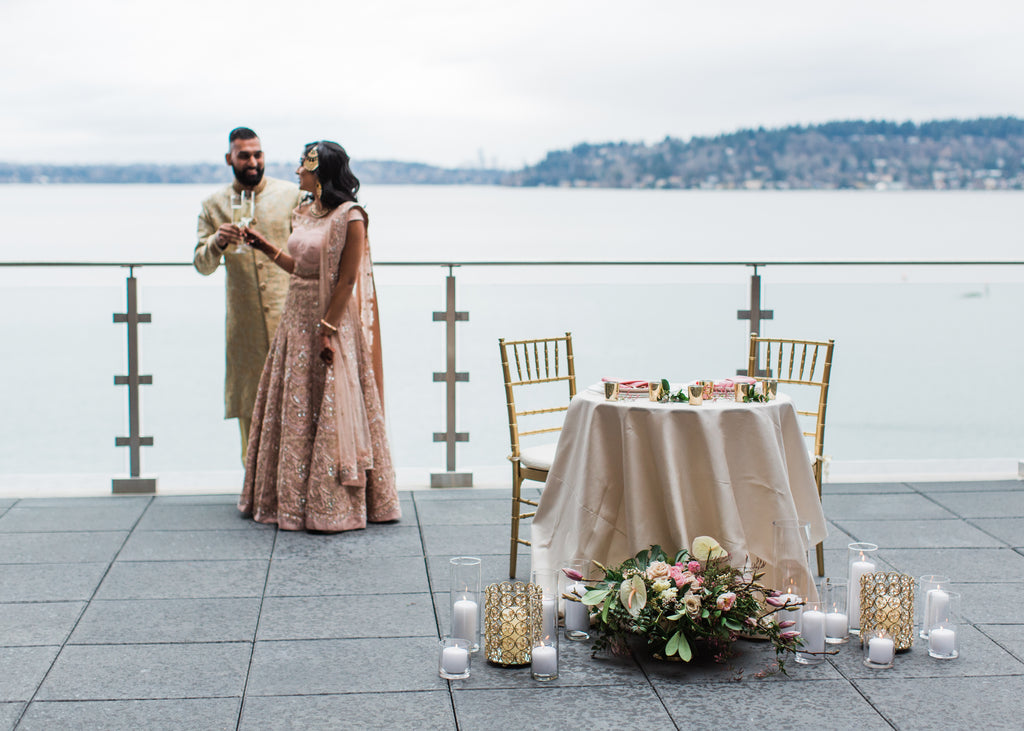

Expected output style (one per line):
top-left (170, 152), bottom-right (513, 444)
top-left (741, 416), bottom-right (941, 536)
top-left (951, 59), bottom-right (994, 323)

top-left (927, 590), bottom-right (961, 660)
top-left (450, 556), bottom-right (481, 652)
top-left (918, 574), bottom-right (952, 640)
top-left (438, 636), bottom-right (471, 679)
top-left (862, 628), bottom-right (895, 669)
top-left (484, 581), bottom-right (542, 666)
top-left (847, 542), bottom-right (879, 634)
top-left (860, 571), bottom-right (915, 651)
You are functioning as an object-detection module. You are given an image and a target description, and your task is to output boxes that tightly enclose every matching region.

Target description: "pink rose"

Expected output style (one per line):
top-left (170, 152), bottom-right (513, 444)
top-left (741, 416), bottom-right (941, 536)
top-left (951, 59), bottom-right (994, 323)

top-left (716, 592), bottom-right (737, 611)
top-left (687, 561), bottom-right (702, 573)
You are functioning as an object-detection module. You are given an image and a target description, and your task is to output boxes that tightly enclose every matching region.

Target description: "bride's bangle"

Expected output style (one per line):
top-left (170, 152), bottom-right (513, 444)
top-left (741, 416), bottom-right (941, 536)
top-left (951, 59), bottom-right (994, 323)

top-left (319, 319), bottom-right (338, 334)
top-left (273, 248), bottom-right (283, 261)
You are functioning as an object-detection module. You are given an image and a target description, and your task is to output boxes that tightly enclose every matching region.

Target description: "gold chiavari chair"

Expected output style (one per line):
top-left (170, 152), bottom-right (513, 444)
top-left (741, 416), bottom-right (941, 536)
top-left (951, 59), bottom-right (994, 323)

top-left (748, 334), bottom-right (835, 577)
top-left (499, 333), bottom-right (576, 579)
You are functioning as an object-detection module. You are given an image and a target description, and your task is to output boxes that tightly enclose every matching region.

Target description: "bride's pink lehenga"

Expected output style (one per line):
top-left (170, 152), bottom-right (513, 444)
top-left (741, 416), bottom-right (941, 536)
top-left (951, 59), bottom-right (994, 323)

top-left (239, 201), bottom-right (400, 531)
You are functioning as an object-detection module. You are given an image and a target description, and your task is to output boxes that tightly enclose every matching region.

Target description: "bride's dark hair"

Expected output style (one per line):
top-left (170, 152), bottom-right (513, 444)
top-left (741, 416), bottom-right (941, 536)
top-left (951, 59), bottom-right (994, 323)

top-left (306, 141), bottom-right (360, 209)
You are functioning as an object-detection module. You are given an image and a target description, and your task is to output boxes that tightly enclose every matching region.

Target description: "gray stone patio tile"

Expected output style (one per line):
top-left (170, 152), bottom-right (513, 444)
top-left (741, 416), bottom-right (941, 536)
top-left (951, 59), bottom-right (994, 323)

top-left (960, 582), bottom-right (1024, 624)
top-left (638, 636), bottom-right (842, 685)
top-left (257, 593), bottom-right (437, 640)
top-left (265, 556), bottom-right (428, 597)
top-left (0, 503), bottom-right (147, 533)
top-left (36, 642), bottom-right (251, 700)
top-left (971, 518), bottom-right (1024, 546)
top-left (822, 482), bottom-right (914, 495)
top-left (0, 563), bottom-right (108, 602)
top-left (421, 523), bottom-right (530, 557)
top-left (660, 679), bottom-right (891, 730)
top-left (821, 493), bottom-right (958, 521)
top-left (13, 497), bottom-right (151, 508)
top-left (413, 487), bottom-right (518, 501)
top-left (828, 624), bottom-right (1023, 678)
top-left (450, 633), bottom-right (645, 690)
top-left (0, 498), bottom-right (15, 509)
top-left (451, 686), bottom-right (674, 730)
top-left (415, 499), bottom-right (509, 526)
top-left (426, 552), bottom-right (531, 594)
top-left (135, 502), bottom-right (265, 531)
top-left (0, 531), bottom-right (127, 563)
top-left (239, 691), bottom-right (455, 731)
top-left (0, 646), bottom-right (60, 701)
top-left (882, 547), bottom-right (1024, 583)
top-left (95, 560), bottom-right (269, 600)
top-left (908, 479), bottom-right (1022, 493)
top-left (822, 521), bottom-right (856, 550)
top-left (17, 698), bottom-right (240, 731)
top-left (271, 524), bottom-right (422, 560)
top-left (152, 494), bottom-right (239, 505)
top-left (855, 676), bottom-right (1024, 730)
top-left (832, 519), bottom-right (1004, 549)
top-left (979, 624), bottom-right (1024, 664)
top-left (0, 602), bottom-right (85, 646)
top-left (927, 490), bottom-right (1024, 519)
top-left (70, 598), bottom-right (261, 644)
top-left (0, 703), bottom-right (23, 731)
top-left (117, 529), bottom-right (275, 561)
top-left (246, 637), bottom-right (441, 695)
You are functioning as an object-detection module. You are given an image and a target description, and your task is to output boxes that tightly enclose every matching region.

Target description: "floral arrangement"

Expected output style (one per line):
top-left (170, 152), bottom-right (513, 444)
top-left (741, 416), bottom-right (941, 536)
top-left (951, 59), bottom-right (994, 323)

top-left (570, 536), bottom-right (802, 673)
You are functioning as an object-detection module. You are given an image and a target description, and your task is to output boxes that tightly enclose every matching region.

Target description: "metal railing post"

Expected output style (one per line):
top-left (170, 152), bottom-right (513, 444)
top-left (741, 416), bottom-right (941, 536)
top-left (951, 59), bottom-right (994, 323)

top-left (431, 265), bottom-right (472, 487)
top-left (737, 264), bottom-right (773, 376)
top-left (112, 266), bottom-right (156, 494)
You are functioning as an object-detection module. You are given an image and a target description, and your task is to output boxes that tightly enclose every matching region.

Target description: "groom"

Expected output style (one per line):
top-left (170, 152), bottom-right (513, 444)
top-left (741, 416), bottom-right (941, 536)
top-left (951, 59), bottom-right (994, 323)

top-left (193, 127), bottom-right (303, 462)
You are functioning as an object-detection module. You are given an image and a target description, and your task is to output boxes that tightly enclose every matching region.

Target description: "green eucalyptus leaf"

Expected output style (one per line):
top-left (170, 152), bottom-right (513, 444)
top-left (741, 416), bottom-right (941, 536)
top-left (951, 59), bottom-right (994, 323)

top-left (650, 545), bottom-right (667, 563)
top-left (724, 618), bottom-right (744, 631)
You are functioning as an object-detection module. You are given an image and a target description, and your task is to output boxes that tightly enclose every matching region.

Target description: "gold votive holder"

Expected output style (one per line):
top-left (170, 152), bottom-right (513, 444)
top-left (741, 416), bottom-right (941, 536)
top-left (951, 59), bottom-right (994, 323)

top-left (859, 572), bottom-right (915, 651)
top-left (761, 379), bottom-right (778, 400)
top-left (734, 383), bottom-right (754, 402)
top-left (648, 382), bottom-right (663, 401)
top-left (687, 384), bottom-right (704, 405)
top-left (603, 382), bottom-right (619, 401)
top-left (701, 379), bottom-right (714, 401)
top-left (484, 581), bottom-right (542, 666)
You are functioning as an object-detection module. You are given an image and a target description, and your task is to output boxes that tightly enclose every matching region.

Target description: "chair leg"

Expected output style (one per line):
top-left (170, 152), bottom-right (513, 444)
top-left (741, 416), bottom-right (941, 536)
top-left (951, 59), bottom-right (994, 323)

top-left (816, 541), bottom-right (825, 577)
top-left (509, 466), bottom-right (522, 579)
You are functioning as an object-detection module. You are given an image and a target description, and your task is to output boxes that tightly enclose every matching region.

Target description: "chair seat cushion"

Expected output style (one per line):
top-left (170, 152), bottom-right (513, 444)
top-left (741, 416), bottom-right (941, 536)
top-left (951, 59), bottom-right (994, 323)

top-left (520, 443), bottom-right (558, 471)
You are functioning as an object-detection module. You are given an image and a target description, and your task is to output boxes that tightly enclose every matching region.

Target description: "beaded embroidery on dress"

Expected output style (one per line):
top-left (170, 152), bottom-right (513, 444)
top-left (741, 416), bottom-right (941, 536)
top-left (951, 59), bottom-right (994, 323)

top-left (239, 201), bottom-right (400, 531)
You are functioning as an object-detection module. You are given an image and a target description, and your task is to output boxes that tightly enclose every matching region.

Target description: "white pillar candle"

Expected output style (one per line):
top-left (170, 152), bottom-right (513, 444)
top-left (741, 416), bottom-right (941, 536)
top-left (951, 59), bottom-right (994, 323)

top-left (868, 637), bottom-right (895, 665)
top-left (800, 609), bottom-right (827, 655)
top-left (929, 627), bottom-right (957, 656)
top-left (848, 560), bottom-right (876, 630)
top-left (440, 645), bottom-right (469, 675)
top-left (531, 644), bottom-right (557, 676)
top-left (452, 599), bottom-right (478, 643)
top-left (542, 597), bottom-right (557, 640)
top-left (925, 589), bottom-right (950, 631)
top-left (825, 612), bottom-right (849, 638)
top-left (564, 582), bottom-right (589, 633)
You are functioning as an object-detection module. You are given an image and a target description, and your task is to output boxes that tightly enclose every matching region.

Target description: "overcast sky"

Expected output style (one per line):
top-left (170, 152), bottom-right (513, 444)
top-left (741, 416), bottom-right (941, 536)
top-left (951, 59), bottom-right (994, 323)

top-left (3, 0), bottom-right (1022, 168)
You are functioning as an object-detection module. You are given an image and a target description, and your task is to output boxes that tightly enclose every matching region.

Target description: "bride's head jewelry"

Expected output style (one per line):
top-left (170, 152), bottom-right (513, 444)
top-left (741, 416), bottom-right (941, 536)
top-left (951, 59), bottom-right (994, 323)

top-left (303, 145), bottom-right (319, 172)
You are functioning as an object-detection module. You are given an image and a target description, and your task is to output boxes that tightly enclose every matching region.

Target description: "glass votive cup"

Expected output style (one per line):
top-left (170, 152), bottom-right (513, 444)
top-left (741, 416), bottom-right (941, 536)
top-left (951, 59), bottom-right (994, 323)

top-left (531, 637), bottom-right (559, 681)
top-left (604, 381), bottom-right (619, 400)
top-left (847, 542), bottom-right (879, 634)
top-left (687, 384), bottom-right (703, 405)
top-left (734, 382), bottom-right (754, 402)
top-left (796, 600), bottom-right (826, 665)
top-left (450, 556), bottom-right (481, 652)
top-left (648, 382), bottom-right (663, 401)
top-left (862, 628), bottom-right (895, 669)
top-left (918, 574), bottom-right (952, 640)
top-left (822, 577), bottom-right (850, 644)
top-left (531, 568), bottom-right (559, 641)
top-left (438, 636), bottom-right (471, 679)
top-left (927, 590), bottom-right (961, 660)
top-left (762, 379), bottom-right (778, 400)
top-left (561, 559), bottom-right (591, 641)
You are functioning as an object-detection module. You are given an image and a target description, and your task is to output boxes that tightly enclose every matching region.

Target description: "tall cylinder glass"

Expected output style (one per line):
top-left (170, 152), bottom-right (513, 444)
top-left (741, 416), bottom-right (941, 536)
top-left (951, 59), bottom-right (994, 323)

top-left (450, 556), bottom-right (481, 652)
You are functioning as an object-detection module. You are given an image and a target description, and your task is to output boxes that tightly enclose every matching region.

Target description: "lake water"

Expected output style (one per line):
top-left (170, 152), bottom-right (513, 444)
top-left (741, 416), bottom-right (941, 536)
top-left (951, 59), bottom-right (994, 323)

top-left (1, 184), bottom-right (1022, 486)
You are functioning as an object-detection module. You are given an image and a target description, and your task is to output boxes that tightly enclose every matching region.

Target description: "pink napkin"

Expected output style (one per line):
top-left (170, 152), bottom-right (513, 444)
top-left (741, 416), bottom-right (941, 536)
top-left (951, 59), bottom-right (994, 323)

top-left (601, 377), bottom-right (650, 389)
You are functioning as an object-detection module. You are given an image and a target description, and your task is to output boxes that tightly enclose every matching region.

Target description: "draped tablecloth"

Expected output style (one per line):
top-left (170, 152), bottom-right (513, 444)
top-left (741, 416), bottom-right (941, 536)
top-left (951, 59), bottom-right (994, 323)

top-left (531, 388), bottom-right (827, 592)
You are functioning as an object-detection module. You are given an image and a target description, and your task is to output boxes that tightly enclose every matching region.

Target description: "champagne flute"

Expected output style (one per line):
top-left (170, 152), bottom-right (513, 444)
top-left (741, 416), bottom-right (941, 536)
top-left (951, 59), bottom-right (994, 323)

top-left (229, 191), bottom-right (254, 254)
